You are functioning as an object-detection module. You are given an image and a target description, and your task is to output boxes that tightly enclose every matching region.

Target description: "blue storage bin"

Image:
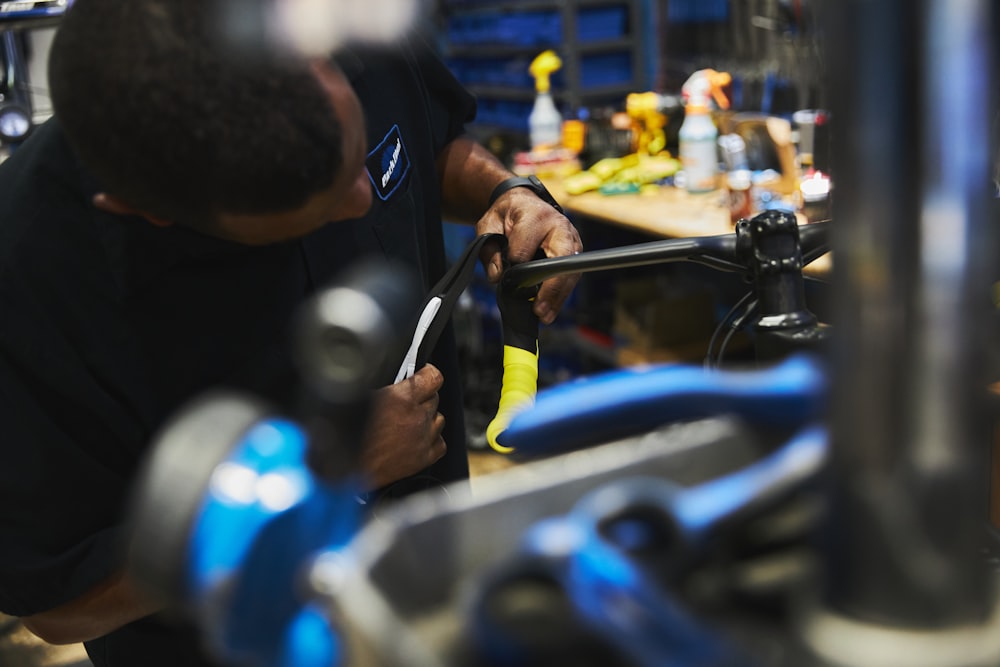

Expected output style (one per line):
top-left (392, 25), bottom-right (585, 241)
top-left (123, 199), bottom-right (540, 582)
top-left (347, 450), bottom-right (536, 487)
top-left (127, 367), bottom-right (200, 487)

top-left (474, 98), bottom-right (533, 132)
top-left (578, 6), bottom-right (628, 42)
top-left (580, 52), bottom-right (633, 88)
top-left (447, 9), bottom-right (561, 46)
top-left (667, 0), bottom-right (728, 23)
top-left (448, 55), bottom-right (567, 90)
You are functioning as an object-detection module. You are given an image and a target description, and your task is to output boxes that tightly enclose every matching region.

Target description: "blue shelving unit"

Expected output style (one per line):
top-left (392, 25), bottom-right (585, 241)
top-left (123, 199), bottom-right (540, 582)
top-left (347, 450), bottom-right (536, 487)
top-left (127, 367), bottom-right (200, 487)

top-left (440, 0), bottom-right (656, 135)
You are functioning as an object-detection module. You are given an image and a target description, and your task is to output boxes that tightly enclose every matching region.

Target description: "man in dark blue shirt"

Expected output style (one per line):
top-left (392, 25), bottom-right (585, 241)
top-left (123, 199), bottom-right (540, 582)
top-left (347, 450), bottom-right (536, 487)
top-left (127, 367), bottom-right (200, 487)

top-left (0, 1), bottom-right (582, 664)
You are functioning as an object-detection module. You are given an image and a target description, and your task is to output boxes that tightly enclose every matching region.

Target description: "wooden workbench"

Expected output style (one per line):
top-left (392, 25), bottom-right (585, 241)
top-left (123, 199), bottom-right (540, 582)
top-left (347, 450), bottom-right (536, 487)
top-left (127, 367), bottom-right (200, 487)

top-left (543, 180), bottom-right (832, 276)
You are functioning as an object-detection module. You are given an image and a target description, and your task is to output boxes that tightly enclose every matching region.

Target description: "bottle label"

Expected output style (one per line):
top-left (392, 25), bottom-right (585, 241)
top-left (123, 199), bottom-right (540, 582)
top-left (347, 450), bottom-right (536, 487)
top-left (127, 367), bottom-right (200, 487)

top-left (680, 138), bottom-right (718, 192)
top-left (530, 122), bottom-right (562, 148)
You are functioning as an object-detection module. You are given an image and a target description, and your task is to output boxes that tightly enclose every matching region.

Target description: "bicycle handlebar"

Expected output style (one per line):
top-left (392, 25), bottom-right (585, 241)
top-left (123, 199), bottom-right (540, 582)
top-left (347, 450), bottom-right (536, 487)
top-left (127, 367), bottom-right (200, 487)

top-left (486, 219), bottom-right (830, 454)
top-left (501, 220), bottom-right (830, 292)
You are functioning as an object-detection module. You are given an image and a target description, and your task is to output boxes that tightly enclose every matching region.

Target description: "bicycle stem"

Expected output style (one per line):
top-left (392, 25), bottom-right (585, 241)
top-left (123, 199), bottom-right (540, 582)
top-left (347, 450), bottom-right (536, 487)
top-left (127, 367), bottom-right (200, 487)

top-left (743, 211), bottom-right (829, 363)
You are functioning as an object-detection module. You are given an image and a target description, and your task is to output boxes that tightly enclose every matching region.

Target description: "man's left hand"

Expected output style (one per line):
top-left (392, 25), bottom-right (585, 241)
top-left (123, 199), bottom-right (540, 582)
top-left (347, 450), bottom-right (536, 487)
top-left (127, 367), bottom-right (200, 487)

top-left (476, 187), bottom-right (583, 325)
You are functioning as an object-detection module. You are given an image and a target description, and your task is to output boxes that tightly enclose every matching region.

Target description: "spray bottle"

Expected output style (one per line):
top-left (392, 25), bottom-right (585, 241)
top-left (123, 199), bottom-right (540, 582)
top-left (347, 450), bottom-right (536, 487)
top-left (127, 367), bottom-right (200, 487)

top-left (625, 91), bottom-right (682, 156)
top-left (528, 50), bottom-right (563, 150)
top-left (679, 69), bottom-right (731, 193)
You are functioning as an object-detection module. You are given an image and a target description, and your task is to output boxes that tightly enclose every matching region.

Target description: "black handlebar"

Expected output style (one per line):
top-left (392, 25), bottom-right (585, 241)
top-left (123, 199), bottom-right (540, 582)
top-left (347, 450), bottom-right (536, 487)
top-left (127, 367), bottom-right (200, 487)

top-left (502, 219), bottom-right (830, 294)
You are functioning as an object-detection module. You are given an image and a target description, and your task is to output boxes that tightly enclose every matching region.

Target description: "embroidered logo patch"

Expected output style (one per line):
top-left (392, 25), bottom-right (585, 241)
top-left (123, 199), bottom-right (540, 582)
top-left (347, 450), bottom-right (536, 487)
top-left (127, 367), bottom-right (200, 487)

top-left (366, 125), bottom-right (410, 201)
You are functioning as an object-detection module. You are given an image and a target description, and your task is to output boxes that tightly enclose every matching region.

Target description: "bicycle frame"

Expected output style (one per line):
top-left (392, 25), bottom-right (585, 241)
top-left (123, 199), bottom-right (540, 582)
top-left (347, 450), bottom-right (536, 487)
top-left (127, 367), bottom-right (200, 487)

top-left (486, 212), bottom-right (830, 453)
top-left (504, 213), bottom-right (830, 363)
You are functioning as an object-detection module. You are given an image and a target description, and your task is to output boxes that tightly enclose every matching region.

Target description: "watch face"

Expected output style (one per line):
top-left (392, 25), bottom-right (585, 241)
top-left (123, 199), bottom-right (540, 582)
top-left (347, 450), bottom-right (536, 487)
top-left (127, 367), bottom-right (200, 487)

top-left (0, 107), bottom-right (30, 140)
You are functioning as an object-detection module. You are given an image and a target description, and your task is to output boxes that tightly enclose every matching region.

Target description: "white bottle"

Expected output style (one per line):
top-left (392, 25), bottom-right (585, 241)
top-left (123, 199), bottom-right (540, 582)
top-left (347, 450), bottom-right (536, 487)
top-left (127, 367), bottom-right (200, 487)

top-left (528, 50), bottom-right (563, 150)
top-left (529, 91), bottom-right (562, 149)
top-left (679, 101), bottom-right (719, 193)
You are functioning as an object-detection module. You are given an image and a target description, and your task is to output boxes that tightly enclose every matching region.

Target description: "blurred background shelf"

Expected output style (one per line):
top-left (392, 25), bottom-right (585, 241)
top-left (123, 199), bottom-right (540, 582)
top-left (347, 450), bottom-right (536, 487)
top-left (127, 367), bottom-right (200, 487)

top-left (438, 0), bottom-right (656, 141)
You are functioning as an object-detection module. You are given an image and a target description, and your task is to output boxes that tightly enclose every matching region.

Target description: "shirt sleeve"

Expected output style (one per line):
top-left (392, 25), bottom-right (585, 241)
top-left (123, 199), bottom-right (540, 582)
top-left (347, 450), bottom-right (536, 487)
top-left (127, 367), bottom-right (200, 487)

top-left (0, 343), bottom-right (133, 617)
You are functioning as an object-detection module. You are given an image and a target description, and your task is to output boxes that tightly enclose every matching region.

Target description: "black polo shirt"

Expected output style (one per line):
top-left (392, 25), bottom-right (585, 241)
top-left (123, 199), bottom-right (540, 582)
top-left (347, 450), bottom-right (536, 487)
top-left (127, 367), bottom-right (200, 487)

top-left (0, 38), bottom-right (475, 666)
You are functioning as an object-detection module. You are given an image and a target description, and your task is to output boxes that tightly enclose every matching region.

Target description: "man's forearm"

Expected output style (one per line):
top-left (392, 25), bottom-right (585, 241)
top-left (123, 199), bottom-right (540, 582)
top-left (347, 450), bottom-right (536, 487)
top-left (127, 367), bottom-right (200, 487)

top-left (21, 570), bottom-right (163, 645)
top-left (436, 136), bottom-right (515, 223)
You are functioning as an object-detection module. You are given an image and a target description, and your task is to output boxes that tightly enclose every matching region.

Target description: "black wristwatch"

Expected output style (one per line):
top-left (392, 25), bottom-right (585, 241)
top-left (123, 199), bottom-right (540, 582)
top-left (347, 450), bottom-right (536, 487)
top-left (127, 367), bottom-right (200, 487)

top-left (488, 174), bottom-right (565, 215)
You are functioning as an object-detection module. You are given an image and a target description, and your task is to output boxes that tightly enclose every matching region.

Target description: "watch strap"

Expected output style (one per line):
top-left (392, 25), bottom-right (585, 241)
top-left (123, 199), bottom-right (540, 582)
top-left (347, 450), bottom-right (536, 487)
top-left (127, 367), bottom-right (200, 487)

top-left (488, 175), bottom-right (565, 214)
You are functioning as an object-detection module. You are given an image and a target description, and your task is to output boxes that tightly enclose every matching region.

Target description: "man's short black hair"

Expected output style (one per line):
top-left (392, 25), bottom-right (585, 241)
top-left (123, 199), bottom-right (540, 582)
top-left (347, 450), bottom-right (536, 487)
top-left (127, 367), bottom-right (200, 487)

top-left (48, 0), bottom-right (345, 227)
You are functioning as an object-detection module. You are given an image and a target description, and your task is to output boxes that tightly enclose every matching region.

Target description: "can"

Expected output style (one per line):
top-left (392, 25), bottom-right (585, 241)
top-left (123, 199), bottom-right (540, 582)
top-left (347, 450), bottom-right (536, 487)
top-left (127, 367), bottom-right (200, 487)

top-left (726, 169), bottom-right (752, 225)
top-left (799, 172), bottom-right (832, 223)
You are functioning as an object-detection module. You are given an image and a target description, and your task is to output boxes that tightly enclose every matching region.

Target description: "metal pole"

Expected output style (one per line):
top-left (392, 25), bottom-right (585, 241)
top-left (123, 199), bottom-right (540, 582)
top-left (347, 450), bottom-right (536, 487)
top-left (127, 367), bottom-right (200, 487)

top-left (803, 0), bottom-right (998, 663)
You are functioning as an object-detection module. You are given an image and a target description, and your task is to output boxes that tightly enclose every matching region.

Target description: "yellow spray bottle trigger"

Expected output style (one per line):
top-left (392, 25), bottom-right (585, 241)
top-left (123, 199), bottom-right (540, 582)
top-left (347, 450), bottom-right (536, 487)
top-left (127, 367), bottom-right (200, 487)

top-left (529, 50), bottom-right (562, 94)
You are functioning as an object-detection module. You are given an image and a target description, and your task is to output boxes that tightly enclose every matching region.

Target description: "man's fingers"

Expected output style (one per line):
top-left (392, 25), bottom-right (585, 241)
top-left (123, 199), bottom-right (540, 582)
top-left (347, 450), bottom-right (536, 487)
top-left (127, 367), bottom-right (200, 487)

top-left (535, 273), bottom-right (581, 324)
top-left (429, 437), bottom-right (446, 464)
top-left (538, 223), bottom-right (582, 322)
top-left (431, 412), bottom-right (446, 439)
top-left (480, 248), bottom-right (503, 283)
top-left (422, 389), bottom-right (441, 414)
top-left (408, 363), bottom-right (444, 399)
top-left (422, 414), bottom-right (447, 467)
top-left (415, 412), bottom-right (445, 471)
top-left (474, 212), bottom-right (505, 281)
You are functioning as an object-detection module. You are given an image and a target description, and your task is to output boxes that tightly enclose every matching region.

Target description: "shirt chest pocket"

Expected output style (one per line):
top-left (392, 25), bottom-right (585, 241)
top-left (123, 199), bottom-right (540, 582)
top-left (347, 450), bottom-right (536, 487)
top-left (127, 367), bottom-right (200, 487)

top-left (367, 176), bottom-right (428, 287)
top-left (363, 123), bottom-right (432, 287)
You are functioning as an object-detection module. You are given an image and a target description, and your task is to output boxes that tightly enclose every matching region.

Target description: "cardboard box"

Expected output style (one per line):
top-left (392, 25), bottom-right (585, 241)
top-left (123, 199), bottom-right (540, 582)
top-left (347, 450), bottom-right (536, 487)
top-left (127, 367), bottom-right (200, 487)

top-left (612, 277), bottom-right (717, 363)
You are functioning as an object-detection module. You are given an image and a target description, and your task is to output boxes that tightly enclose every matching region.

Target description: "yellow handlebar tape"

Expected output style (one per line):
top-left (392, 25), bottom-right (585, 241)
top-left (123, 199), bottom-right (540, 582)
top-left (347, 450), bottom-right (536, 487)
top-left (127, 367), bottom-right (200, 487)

top-left (486, 344), bottom-right (539, 454)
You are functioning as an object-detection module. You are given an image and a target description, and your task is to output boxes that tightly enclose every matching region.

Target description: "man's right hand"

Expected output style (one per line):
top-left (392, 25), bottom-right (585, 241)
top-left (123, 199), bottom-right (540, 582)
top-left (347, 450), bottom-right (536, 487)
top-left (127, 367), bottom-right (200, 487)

top-left (360, 364), bottom-right (447, 489)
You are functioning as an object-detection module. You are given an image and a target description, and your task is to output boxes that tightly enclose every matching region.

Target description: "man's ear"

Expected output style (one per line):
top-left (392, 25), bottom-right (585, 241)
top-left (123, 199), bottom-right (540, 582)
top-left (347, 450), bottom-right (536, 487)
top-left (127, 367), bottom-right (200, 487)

top-left (92, 193), bottom-right (175, 228)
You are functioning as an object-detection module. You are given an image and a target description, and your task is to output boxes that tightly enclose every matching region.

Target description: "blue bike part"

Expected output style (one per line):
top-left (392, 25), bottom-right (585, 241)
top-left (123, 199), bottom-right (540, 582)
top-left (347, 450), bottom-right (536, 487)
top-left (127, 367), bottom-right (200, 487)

top-left (499, 354), bottom-right (826, 454)
top-left (484, 426), bottom-right (828, 666)
top-left (186, 417), bottom-right (363, 667)
top-left (558, 435), bottom-right (829, 666)
top-left (491, 519), bottom-right (743, 667)
top-left (276, 605), bottom-right (342, 667)
top-left (570, 424), bottom-right (828, 543)
top-left (564, 520), bottom-right (746, 667)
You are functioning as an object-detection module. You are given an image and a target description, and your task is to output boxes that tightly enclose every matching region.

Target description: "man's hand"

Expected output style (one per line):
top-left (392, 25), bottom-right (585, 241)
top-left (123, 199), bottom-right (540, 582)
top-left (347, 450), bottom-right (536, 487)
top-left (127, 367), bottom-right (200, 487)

top-left (361, 364), bottom-right (447, 489)
top-left (434, 137), bottom-right (583, 325)
top-left (476, 187), bottom-right (583, 325)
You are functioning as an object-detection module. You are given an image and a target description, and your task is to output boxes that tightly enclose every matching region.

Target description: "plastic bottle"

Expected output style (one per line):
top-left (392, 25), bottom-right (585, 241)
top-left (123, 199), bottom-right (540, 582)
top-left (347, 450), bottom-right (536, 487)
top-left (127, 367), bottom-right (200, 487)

top-left (528, 50), bottom-right (563, 150)
top-left (678, 69), bottom-right (731, 194)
